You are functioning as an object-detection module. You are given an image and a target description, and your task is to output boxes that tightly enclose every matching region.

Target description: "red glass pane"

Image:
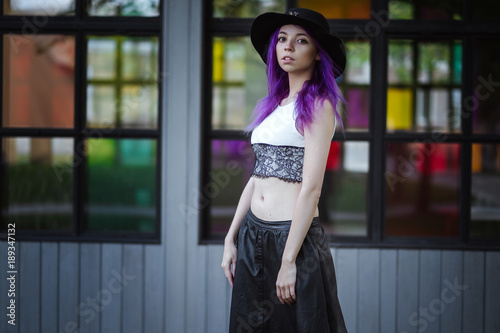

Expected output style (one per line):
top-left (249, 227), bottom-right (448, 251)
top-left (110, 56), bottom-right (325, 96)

top-left (385, 142), bottom-right (460, 237)
top-left (2, 34), bottom-right (75, 128)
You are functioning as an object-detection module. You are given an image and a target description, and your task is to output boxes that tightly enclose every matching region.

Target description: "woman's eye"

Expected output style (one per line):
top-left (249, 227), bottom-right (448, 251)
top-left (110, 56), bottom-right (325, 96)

top-left (278, 37), bottom-right (286, 42)
top-left (297, 39), bottom-right (307, 44)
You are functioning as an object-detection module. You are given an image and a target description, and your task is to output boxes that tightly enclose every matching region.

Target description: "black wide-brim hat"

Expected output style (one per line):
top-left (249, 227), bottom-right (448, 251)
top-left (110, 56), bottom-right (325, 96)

top-left (251, 7), bottom-right (346, 78)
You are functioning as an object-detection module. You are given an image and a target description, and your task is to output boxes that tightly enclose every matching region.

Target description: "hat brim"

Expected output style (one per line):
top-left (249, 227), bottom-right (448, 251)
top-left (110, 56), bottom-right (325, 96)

top-left (251, 12), bottom-right (346, 77)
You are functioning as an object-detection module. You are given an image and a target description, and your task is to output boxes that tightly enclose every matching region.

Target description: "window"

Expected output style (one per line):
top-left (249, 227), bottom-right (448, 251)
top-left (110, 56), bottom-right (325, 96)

top-left (1, 0), bottom-right (162, 242)
top-left (202, 0), bottom-right (500, 249)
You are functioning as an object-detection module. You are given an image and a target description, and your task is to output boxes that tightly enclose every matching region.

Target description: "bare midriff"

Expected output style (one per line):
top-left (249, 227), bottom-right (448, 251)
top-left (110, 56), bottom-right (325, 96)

top-left (250, 176), bottom-right (319, 221)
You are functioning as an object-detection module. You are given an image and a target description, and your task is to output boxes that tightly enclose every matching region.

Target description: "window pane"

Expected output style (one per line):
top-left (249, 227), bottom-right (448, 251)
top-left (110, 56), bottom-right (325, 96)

top-left (85, 139), bottom-right (157, 232)
top-left (88, 0), bottom-right (160, 16)
top-left (472, 39), bottom-right (500, 135)
top-left (387, 40), bottom-right (463, 133)
top-left (209, 140), bottom-right (254, 236)
top-left (298, 0), bottom-right (371, 19)
top-left (3, 35), bottom-right (75, 128)
top-left (212, 37), bottom-right (266, 130)
top-left (1, 137), bottom-right (74, 230)
top-left (213, 0), bottom-right (285, 18)
top-left (471, 143), bottom-right (500, 239)
top-left (474, 0), bottom-right (500, 20)
top-left (389, 0), bottom-right (463, 20)
top-left (320, 141), bottom-right (369, 236)
top-left (4, 0), bottom-right (74, 15)
top-left (385, 142), bottom-right (460, 237)
top-left (86, 36), bottom-right (159, 129)
top-left (341, 41), bottom-right (371, 131)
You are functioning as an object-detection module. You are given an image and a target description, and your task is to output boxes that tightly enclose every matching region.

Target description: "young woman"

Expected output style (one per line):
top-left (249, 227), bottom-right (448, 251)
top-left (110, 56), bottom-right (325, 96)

top-left (221, 7), bottom-right (348, 333)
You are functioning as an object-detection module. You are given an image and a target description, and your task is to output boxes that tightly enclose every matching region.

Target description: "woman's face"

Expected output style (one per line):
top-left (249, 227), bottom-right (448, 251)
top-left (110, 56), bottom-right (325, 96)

top-left (275, 24), bottom-right (319, 77)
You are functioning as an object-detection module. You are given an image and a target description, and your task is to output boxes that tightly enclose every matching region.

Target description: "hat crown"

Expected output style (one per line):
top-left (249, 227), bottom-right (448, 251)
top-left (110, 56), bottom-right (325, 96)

top-left (285, 7), bottom-right (329, 34)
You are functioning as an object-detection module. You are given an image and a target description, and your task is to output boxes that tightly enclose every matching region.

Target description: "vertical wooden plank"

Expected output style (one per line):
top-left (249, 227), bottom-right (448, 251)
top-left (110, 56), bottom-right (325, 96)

top-left (58, 242), bottom-right (80, 333)
top-left (440, 250), bottom-right (463, 333)
top-left (336, 248), bottom-right (358, 332)
top-left (41, 242), bottom-right (58, 333)
top-left (144, 244), bottom-right (164, 333)
top-left (1, 240), bottom-right (19, 333)
top-left (358, 249), bottom-right (380, 333)
top-left (206, 245), bottom-right (228, 332)
top-left (79, 243), bottom-right (101, 333)
top-left (418, 250), bottom-right (441, 333)
top-left (485, 252), bottom-right (500, 333)
top-left (163, 0), bottom-right (190, 331)
top-left (463, 251), bottom-right (484, 333)
top-left (380, 249), bottom-right (397, 333)
top-left (19, 242), bottom-right (40, 333)
top-left (186, 241), bottom-right (207, 333)
top-left (396, 249), bottom-right (419, 333)
top-left (122, 244), bottom-right (143, 333)
top-left (100, 243), bottom-right (122, 333)
top-left (184, 0), bottom-right (207, 331)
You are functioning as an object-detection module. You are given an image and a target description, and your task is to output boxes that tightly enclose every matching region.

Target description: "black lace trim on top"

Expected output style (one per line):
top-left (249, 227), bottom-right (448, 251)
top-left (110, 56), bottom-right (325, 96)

top-left (251, 143), bottom-right (304, 183)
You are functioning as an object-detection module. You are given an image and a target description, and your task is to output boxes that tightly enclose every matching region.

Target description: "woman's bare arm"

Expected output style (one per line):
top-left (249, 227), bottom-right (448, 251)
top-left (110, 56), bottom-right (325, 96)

top-left (276, 100), bottom-right (335, 304)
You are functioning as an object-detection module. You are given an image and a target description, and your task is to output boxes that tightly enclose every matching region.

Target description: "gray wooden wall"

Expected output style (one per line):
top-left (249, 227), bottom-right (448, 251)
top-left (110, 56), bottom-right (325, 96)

top-left (2, 1), bottom-right (500, 333)
top-left (1, 243), bottom-right (500, 333)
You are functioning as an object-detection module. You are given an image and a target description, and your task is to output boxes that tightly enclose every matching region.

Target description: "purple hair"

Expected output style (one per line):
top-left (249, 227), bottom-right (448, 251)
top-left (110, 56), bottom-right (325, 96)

top-left (247, 28), bottom-right (345, 135)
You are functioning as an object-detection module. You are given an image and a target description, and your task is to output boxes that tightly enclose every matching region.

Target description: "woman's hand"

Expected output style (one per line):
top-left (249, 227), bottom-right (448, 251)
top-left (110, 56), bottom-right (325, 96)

top-left (221, 239), bottom-right (237, 287)
top-left (276, 260), bottom-right (297, 305)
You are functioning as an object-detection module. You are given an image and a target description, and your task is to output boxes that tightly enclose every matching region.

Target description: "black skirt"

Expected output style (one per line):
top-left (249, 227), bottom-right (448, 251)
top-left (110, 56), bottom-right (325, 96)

top-left (229, 210), bottom-right (348, 333)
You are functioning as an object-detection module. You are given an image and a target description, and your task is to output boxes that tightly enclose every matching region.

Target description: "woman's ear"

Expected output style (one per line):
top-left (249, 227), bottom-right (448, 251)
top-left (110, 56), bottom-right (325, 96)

top-left (316, 54), bottom-right (321, 61)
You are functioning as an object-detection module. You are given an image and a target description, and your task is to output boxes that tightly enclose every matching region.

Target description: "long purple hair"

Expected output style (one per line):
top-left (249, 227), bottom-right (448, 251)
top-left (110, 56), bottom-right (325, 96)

top-left (247, 28), bottom-right (345, 134)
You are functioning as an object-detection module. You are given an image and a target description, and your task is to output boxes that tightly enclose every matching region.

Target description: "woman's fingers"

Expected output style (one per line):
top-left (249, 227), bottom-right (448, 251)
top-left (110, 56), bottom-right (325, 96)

top-left (276, 284), bottom-right (296, 305)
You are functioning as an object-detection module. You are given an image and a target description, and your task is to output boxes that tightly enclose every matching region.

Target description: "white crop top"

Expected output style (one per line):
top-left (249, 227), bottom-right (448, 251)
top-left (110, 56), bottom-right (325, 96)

top-left (250, 101), bottom-right (304, 147)
top-left (250, 101), bottom-right (305, 183)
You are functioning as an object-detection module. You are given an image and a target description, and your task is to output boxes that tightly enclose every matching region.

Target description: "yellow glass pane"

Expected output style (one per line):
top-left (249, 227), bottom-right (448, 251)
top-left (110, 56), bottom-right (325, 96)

top-left (472, 143), bottom-right (482, 173)
top-left (387, 88), bottom-right (413, 131)
top-left (298, 0), bottom-right (371, 19)
top-left (213, 39), bottom-right (224, 83)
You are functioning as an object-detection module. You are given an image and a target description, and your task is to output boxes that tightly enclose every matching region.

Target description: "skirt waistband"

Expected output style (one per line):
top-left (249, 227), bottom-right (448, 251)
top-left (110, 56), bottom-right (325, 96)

top-left (246, 209), bottom-right (320, 231)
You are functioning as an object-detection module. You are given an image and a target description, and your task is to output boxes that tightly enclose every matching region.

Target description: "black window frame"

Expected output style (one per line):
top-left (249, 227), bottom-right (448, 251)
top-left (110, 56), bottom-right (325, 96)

top-left (0, 0), bottom-right (163, 243)
top-left (201, 0), bottom-right (500, 250)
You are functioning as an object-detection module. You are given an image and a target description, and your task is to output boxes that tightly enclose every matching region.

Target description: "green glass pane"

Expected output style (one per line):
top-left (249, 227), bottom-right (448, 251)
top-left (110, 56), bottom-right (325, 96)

top-left (88, 0), bottom-right (160, 16)
top-left (471, 143), bottom-right (500, 239)
top-left (453, 41), bottom-right (463, 85)
top-left (86, 139), bottom-right (157, 232)
top-left (213, 0), bottom-right (285, 18)
top-left (388, 40), bottom-right (414, 85)
top-left (4, 0), bottom-right (75, 15)
top-left (1, 138), bottom-right (74, 230)
top-left (418, 42), bottom-right (451, 84)
top-left (212, 36), bottom-right (266, 130)
top-left (122, 38), bottom-right (159, 80)
top-left (344, 41), bottom-right (370, 85)
top-left (87, 39), bottom-right (117, 80)
top-left (389, 0), bottom-right (463, 20)
top-left (86, 36), bottom-right (159, 129)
